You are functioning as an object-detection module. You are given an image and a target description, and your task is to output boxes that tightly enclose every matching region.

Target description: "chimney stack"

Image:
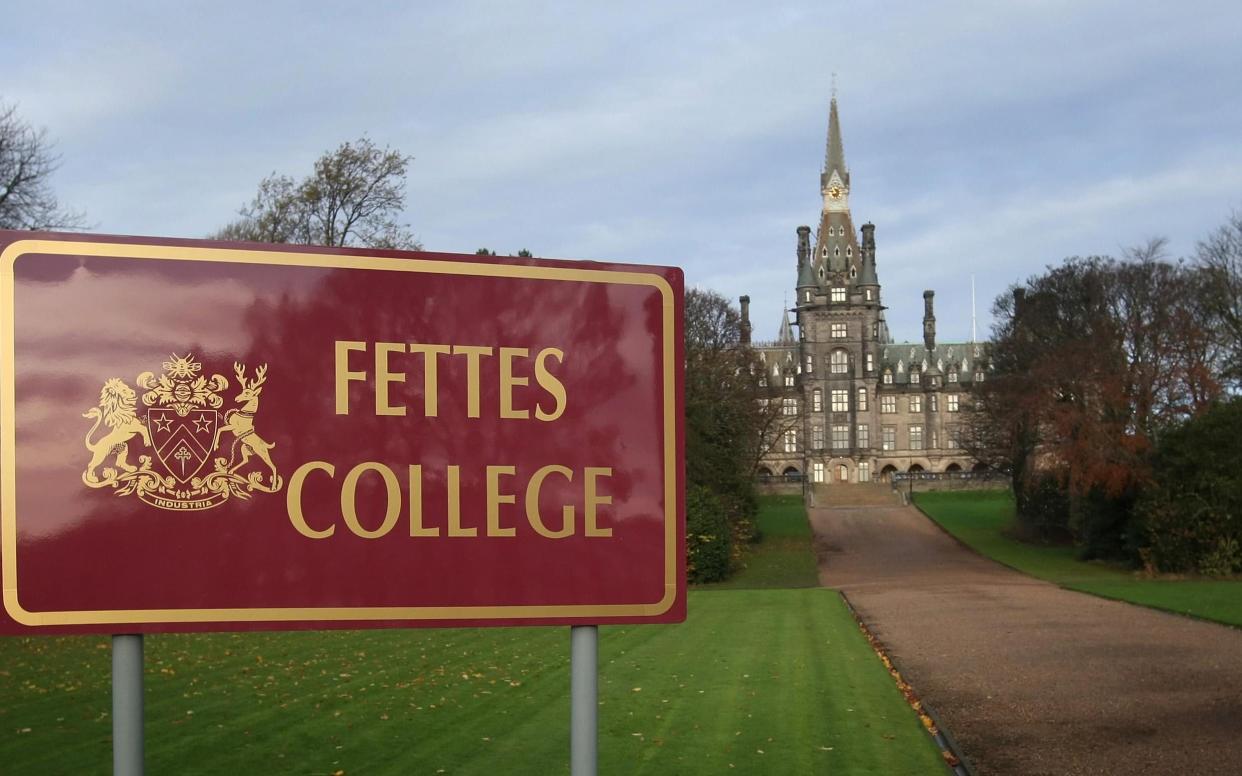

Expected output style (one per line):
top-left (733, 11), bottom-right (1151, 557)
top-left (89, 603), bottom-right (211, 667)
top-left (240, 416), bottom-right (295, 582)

top-left (923, 290), bottom-right (937, 351)
top-left (739, 295), bottom-right (752, 345)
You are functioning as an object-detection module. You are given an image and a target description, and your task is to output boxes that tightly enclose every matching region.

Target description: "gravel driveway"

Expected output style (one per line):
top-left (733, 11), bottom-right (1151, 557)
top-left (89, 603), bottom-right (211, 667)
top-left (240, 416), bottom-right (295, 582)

top-left (811, 500), bottom-right (1242, 776)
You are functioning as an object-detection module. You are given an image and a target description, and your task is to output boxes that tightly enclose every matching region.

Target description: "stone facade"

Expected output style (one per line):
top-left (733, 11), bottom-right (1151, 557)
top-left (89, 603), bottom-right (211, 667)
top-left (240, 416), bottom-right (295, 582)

top-left (746, 98), bottom-right (988, 484)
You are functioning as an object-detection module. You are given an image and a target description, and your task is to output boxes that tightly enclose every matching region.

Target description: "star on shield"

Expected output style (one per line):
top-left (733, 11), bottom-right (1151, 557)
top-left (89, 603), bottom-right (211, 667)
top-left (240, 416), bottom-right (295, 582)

top-left (147, 409), bottom-right (220, 483)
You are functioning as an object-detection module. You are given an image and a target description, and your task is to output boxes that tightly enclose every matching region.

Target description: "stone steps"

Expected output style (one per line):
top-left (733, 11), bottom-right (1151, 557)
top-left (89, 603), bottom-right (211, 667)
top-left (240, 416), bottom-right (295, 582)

top-left (809, 483), bottom-right (900, 508)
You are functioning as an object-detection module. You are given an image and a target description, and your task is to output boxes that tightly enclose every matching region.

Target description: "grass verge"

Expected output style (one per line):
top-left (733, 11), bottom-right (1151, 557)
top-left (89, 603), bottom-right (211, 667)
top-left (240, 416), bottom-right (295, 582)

top-left (0, 495), bottom-right (947, 774)
top-left (914, 490), bottom-right (1242, 628)
top-left (698, 494), bottom-right (820, 590)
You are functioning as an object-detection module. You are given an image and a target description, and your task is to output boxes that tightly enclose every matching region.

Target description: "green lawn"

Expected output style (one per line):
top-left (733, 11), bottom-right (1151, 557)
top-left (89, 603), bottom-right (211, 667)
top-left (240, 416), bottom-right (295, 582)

top-left (914, 490), bottom-right (1242, 628)
top-left (700, 494), bottom-right (821, 590)
top-left (0, 496), bottom-right (946, 775)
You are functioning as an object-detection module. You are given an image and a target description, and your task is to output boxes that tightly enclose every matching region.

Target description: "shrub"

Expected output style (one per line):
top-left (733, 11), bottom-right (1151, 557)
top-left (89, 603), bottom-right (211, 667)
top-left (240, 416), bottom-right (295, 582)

top-left (1014, 473), bottom-right (1071, 541)
top-left (686, 485), bottom-right (731, 584)
top-left (1135, 398), bottom-right (1242, 575)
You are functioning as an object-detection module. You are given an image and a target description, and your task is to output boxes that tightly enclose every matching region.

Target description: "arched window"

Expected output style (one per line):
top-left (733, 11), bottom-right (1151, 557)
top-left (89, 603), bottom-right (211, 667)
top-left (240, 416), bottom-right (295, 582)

top-left (830, 349), bottom-right (849, 374)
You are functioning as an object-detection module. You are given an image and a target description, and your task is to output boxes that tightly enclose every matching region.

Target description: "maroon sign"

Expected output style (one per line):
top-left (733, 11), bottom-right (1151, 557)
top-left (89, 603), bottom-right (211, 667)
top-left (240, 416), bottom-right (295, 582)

top-left (0, 231), bottom-right (685, 633)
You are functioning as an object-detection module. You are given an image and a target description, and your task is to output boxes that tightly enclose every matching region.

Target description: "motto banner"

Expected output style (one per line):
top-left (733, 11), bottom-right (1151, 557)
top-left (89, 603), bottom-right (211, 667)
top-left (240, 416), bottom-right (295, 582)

top-left (0, 231), bottom-right (685, 633)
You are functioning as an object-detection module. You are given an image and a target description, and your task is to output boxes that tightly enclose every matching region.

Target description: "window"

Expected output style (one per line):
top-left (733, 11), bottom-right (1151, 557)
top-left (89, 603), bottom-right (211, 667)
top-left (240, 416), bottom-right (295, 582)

top-left (834, 247), bottom-right (840, 257)
top-left (857, 387), bottom-right (868, 411)
top-left (832, 424), bottom-right (850, 450)
top-left (782, 397), bottom-right (797, 416)
top-left (830, 389), bottom-right (848, 412)
top-left (872, 323), bottom-right (879, 337)
top-left (882, 369), bottom-right (893, 384)
top-left (759, 377), bottom-right (767, 387)
top-left (909, 425), bottom-right (924, 450)
top-left (812, 462), bottom-right (825, 483)
top-left (783, 429), bottom-right (798, 453)
top-left (948, 370), bottom-right (958, 383)
top-left (805, 354), bottom-right (813, 373)
top-left (931, 429), bottom-right (939, 449)
top-left (881, 426), bottom-right (896, 451)
top-left (831, 287), bottom-right (846, 303)
top-left (930, 393), bottom-right (939, 412)
top-left (865, 289), bottom-right (874, 301)
top-left (812, 389), bottom-right (822, 412)
top-left (974, 371), bottom-right (985, 383)
top-left (865, 353), bottom-right (874, 372)
top-left (858, 461), bottom-right (871, 482)
top-left (847, 246), bottom-right (853, 258)
top-left (784, 375), bottom-right (794, 387)
top-left (910, 369), bottom-right (920, 384)
top-left (881, 395), bottom-right (896, 414)
top-left (803, 290), bottom-right (811, 303)
top-left (812, 426), bottom-right (824, 449)
top-left (831, 322), bottom-right (847, 338)
top-left (948, 394), bottom-right (960, 412)
top-left (830, 350), bottom-right (849, 373)
top-left (857, 424), bottom-right (870, 448)
top-left (822, 246), bottom-right (828, 258)
top-left (947, 426), bottom-right (959, 449)
top-left (909, 395), bottom-right (922, 413)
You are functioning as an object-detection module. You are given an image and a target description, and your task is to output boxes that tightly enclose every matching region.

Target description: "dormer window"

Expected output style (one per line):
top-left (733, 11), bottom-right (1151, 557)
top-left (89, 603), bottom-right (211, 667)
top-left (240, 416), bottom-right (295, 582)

top-left (846, 246), bottom-right (852, 257)
top-left (948, 370), bottom-right (958, 383)
top-left (849, 266), bottom-right (857, 278)
top-left (822, 246), bottom-right (828, 258)
top-left (831, 287), bottom-right (846, 303)
top-left (910, 369), bottom-right (921, 384)
top-left (834, 247), bottom-right (841, 257)
top-left (882, 369), bottom-right (893, 385)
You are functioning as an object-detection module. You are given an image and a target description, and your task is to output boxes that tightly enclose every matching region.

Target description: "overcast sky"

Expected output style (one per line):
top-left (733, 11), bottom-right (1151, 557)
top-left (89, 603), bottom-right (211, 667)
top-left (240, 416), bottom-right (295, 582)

top-left (5, 0), bottom-right (1241, 342)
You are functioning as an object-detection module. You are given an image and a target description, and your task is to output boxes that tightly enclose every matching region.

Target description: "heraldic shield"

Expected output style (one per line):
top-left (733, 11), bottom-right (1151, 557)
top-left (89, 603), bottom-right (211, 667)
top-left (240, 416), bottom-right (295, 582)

top-left (81, 354), bottom-right (283, 511)
top-left (147, 408), bottom-right (219, 484)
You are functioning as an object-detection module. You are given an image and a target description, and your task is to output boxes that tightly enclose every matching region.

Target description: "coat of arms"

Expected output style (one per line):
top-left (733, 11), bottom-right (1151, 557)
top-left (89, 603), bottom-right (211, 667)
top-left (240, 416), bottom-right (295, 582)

top-left (81, 354), bottom-right (283, 510)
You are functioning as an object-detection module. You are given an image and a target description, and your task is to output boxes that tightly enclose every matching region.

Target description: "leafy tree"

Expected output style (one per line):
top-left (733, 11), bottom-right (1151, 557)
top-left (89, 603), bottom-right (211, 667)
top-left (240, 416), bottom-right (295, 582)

top-left (684, 289), bottom-right (779, 558)
top-left (475, 248), bottom-right (496, 255)
top-left (0, 100), bottom-right (84, 230)
top-left (214, 137), bottom-right (419, 249)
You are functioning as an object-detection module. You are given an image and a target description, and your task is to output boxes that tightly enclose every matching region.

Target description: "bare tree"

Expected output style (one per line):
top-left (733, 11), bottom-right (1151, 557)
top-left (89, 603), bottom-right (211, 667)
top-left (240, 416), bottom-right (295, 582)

top-left (213, 137), bottom-right (420, 250)
top-left (0, 101), bottom-right (85, 230)
top-left (1196, 211), bottom-right (1242, 387)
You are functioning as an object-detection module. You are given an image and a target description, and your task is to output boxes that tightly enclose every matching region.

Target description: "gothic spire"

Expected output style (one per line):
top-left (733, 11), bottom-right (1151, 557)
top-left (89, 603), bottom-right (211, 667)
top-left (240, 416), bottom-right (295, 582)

top-left (821, 96), bottom-right (848, 191)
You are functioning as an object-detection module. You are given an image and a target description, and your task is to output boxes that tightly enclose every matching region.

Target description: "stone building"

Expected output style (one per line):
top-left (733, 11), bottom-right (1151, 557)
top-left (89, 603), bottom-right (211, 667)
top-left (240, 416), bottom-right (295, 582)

top-left (744, 97), bottom-right (987, 484)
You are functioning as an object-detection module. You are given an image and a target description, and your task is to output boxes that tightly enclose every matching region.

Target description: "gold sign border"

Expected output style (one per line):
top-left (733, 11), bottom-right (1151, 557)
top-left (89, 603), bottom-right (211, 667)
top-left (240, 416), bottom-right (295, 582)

top-left (0, 239), bottom-right (679, 626)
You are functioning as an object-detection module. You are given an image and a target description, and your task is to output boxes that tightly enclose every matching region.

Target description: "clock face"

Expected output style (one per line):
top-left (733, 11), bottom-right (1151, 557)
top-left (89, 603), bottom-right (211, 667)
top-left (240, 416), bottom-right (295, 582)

top-left (829, 185), bottom-right (843, 199)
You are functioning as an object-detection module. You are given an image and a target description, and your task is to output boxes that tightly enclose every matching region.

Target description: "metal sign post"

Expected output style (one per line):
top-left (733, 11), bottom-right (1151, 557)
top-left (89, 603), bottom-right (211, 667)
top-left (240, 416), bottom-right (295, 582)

top-left (112, 634), bottom-right (144, 776)
top-left (570, 625), bottom-right (598, 776)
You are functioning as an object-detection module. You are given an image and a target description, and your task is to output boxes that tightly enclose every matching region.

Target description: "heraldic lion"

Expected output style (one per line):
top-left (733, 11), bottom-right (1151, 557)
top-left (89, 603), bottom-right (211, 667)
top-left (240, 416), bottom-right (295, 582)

top-left (82, 378), bottom-right (152, 484)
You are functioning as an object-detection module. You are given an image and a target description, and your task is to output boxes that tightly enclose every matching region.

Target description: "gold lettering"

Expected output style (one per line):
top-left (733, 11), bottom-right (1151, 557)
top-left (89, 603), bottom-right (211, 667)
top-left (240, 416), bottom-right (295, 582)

top-left (499, 346), bottom-right (530, 419)
top-left (407, 464), bottom-right (439, 536)
top-left (445, 465), bottom-right (474, 536)
top-left (375, 342), bottom-right (407, 416)
top-left (486, 465), bottom-right (517, 537)
top-left (341, 462), bottom-right (400, 539)
top-left (452, 345), bottom-right (493, 418)
top-left (584, 467), bottom-right (613, 537)
top-left (288, 461), bottom-right (336, 539)
top-left (526, 464), bottom-right (574, 539)
top-left (408, 343), bottom-right (451, 417)
top-left (534, 347), bottom-right (566, 421)
top-left (334, 341), bottom-right (367, 415)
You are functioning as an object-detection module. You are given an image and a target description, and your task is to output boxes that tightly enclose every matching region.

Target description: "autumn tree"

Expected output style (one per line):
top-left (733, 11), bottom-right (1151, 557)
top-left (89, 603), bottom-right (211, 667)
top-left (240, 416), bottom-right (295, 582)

top-left (213, 137), bottom-right (420, 249)
top-left (967, 251), bottom-right (1223, 555)
top-left (0, 100), bottom-right (84, 230)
